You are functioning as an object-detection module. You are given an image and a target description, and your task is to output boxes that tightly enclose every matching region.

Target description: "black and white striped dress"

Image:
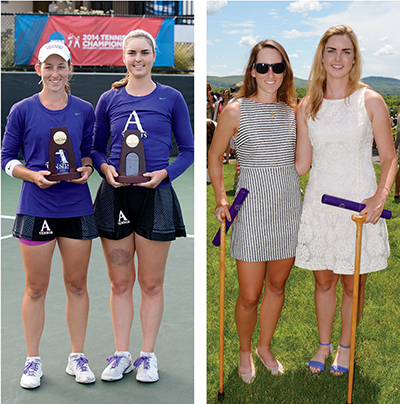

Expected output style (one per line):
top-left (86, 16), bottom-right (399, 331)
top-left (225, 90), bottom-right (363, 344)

top-left (230, 97), bottom-right (301, 262)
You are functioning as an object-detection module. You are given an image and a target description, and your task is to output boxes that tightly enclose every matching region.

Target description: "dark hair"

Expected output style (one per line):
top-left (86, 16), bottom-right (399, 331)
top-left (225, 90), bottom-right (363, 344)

top-left (207, 120), bottom-right (216, 146)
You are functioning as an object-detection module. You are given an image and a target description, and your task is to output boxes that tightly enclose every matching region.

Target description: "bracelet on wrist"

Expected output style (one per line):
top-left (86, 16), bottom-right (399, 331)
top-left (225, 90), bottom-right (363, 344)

top-left (84, 164), bottom-right (94, 174)
top-left (378, 185), bottom-right (390, 194)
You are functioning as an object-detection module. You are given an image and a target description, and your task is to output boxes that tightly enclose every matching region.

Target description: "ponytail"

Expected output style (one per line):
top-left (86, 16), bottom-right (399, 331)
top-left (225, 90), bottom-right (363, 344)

top-left (111, 72), bottom-right (129, 90)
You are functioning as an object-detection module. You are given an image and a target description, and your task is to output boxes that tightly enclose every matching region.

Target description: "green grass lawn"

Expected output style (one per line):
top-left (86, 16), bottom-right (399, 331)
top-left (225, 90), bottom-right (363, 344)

top-left (207, 162), bottom-right (400, 403)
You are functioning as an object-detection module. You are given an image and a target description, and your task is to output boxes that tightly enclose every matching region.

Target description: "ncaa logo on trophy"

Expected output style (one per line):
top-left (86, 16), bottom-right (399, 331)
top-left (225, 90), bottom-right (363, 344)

top-left (46, 126), bottom-right (81, 181)
top-left (116, 129), bottom-right (150, 184)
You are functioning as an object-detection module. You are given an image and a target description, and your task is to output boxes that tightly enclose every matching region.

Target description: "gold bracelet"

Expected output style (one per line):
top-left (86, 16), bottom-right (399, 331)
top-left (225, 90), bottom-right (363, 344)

top-left (378, 185), bottom-right (391, 193)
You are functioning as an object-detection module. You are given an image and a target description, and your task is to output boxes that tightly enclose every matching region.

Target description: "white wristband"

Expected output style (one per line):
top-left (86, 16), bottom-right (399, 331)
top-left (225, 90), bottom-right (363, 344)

top-left (5, 159), bottom-right (23, 178)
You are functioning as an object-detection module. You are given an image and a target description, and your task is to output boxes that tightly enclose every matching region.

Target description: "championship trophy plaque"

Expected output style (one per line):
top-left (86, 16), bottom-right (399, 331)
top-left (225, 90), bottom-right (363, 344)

top-left (116, 130), bottom-right (150, 183)
top-left (46, 126), bottom-right (81, 181)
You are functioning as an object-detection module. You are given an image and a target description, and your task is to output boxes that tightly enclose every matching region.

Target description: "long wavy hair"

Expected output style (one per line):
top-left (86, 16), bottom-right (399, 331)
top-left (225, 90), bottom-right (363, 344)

top-left (236, 39), bottom-right (296, 108)
top-left (307, 24), bottom-right (367, 120)
top-left (112, 29), bottom-right (156, 90)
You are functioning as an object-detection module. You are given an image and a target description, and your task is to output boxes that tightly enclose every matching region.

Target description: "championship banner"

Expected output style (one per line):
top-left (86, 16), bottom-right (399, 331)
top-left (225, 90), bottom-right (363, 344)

top-left (14, 15), bottom-right (175, 67)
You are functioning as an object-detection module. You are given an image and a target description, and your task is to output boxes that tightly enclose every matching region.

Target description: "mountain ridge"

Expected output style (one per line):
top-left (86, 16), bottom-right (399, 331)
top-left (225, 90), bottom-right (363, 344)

top-left (207, 75), bottom-right (400, 96)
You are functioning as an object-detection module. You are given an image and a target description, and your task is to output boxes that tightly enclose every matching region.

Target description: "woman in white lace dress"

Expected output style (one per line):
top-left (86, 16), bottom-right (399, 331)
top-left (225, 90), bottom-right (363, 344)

top-left (295, 25), bottom-right (397, 376)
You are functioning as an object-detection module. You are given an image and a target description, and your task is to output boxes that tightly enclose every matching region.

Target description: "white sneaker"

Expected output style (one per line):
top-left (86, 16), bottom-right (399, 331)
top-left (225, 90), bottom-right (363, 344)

top-left (66, 353), bottom-right (95, 384)
top-left (134, 352), bottom-right (159, 383)
top-left (20, 357), bottom-right (43, 389)
top-left (101, 352), bottom-right (133, 381)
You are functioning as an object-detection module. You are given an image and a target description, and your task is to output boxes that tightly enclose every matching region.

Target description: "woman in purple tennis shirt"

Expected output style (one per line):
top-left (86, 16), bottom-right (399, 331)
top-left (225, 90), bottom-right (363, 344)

top-left (91, 29), bottom-right (194, 383)
top-left (1, 42), bottom-right (98, 388)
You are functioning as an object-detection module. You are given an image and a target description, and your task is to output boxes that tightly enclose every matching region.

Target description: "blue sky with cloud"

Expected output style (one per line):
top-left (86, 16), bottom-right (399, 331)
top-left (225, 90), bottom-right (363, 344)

top-left (207, 1), bottom-right (400, 79)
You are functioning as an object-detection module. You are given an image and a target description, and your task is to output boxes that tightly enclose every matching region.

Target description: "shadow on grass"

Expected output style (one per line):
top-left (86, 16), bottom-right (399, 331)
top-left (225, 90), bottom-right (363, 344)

top-left (211, 365), bottom-right (380, 404)
top-left (226, 189), bottom-right (236, 197)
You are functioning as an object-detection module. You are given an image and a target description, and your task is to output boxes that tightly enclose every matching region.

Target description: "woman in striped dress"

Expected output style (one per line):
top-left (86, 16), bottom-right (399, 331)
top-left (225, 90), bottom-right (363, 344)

top-left (208, 39), bottom-right (301, 383)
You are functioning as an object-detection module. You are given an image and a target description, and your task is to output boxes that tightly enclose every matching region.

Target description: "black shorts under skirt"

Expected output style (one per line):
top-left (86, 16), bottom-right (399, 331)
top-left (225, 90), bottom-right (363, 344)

top-left (12, 214), bottom-right (98, 241)
top-left (93, 181), bottom-right (186, 241)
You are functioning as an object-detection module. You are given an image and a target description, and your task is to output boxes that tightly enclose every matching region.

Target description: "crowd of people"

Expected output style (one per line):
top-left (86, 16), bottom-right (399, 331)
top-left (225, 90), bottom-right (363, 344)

top-left (207, 82), bottom-right (242, 164)
top-left (208, 24), bottom-right (397, 384)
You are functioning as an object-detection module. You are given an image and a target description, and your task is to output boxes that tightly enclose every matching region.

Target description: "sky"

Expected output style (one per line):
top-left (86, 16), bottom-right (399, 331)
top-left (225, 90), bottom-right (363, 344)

top-left (207, 0), bottom-right (400, 80)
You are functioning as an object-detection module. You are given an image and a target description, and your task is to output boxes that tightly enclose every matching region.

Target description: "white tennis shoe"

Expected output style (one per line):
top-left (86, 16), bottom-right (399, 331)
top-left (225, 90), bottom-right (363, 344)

top-left (66, 353), bottom-right (96, 384)
top-left (134, 351), bottom-right (159, 382)
top-left (20, 357), bottom-right (43, 389)
top-left (101, 352), bottom-right (133, 381)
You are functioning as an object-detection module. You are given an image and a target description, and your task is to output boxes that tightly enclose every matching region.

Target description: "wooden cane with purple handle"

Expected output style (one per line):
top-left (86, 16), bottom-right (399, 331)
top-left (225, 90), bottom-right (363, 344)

top-left (347, 214), bottom-right (366, 404)
top-left (322, 195), bottom-right (392, 403)
top-left (218, 212), bottom-right (226, 402)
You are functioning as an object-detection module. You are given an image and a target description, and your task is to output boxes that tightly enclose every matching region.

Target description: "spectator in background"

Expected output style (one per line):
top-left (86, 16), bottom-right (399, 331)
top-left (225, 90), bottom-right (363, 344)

top-left (229, 83), bottom-right (237, 102)
top-left (207, 119), bottom-right (217, 183)
top-left (207, 119), bottom-right (216, 153)
top-left (214, 89), bottom-right (231, 163)
top-left (213, 89), bottom-right (230, 122)
top-left (207, 84), bottom-right (215, 120)
top-left (394, 107), bottom-right (400, 199)
top-left (227, 81), bottom-right (243, 167)
top-left (228, 81), bottom-right (243, 105)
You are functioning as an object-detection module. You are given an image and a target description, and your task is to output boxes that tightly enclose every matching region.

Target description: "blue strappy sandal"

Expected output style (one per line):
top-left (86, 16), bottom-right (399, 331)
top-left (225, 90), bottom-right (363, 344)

top-left (307, 342), bottom-right (332, 376)
top-left (330, 343), bottom-right (350, 376)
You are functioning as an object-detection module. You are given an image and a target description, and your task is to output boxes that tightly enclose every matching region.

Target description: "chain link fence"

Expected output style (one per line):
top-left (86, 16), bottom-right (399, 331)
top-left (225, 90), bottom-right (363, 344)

top-left (1, 12), bottom-right (193, 73)
top-left (1, 14), bottom-right (14, 67)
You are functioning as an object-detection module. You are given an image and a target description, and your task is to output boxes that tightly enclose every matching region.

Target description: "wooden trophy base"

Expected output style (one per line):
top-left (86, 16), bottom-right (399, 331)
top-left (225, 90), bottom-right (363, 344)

top-left (117, 130), bottom-right (150, 184)
top-left (115, 175), bottom-right (151, 184)
top-left (46, 171), bottom-right (82, 181)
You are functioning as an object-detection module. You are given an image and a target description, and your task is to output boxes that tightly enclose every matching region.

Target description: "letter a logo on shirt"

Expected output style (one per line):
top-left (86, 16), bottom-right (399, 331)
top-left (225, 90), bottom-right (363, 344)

top-left (118, 210), bottom-right (130, 225)
top-left (123, 110), bottom-right (147, 137)
top-left (39, 220), bottom-right (53, 235)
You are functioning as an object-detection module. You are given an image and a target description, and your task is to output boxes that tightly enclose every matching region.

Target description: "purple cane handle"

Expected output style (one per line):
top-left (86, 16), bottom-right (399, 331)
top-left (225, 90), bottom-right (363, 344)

top-left (321, 194), bottom-right (392, 219)
top-left (212, 188), bottom-right (249, 246)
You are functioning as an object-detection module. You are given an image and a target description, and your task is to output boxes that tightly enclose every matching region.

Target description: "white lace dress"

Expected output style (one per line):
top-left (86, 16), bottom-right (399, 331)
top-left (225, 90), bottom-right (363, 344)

top-left (295, 87), bottom-right (390, 274)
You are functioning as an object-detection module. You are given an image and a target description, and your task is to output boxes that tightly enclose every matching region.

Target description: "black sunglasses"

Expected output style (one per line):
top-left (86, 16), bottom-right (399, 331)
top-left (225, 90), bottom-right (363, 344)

top-left (253, 62), bottom-right (286, 74)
